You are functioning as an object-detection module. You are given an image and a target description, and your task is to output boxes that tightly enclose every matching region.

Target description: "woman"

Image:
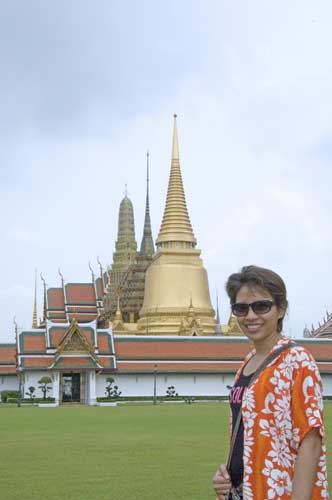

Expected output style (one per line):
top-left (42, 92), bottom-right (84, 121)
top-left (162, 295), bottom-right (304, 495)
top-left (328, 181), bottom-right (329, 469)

top-left (213, 265), bottom-right (328, 500)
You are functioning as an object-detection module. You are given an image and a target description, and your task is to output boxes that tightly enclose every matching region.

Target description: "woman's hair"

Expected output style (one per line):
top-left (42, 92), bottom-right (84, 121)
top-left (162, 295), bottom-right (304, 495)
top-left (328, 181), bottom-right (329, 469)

top-left (226, 265), bottom-right (288, 333)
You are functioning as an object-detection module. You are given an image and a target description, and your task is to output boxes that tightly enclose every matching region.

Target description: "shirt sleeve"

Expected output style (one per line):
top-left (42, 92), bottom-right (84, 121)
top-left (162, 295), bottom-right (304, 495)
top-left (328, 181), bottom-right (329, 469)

top-left (290, 348), bottom-right (324, 446)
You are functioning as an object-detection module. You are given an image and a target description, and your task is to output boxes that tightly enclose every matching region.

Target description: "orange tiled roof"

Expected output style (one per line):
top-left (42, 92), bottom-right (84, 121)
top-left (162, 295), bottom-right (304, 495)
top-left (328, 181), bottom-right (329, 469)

top-left (22, 357), bottom-right (52, 368)
top-left (53, 356), bottom-right (99, 368)
top-left (0, 366), bottom-right (17, 374)
top-left (114, 338), bottom-right (251, 360)
top-left (98, 333), bottom-right (113, 353)
top-left (116, 361), bottom-right (242, 372)
top-left (19, 332), bottom-right (46, 353)
top-left (47, 288), bottom-right (65, 309)
top-left (0, 345), bottom-right (16, 363)
top-left (65, 283), bottom-right (96, 304)
top-left (97, 356), bottom-right (115, 368)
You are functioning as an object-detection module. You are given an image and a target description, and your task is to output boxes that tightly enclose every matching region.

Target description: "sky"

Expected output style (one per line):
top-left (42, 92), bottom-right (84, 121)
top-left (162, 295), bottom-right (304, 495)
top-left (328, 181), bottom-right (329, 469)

top-left (1, 0), bottom-right (332, 341)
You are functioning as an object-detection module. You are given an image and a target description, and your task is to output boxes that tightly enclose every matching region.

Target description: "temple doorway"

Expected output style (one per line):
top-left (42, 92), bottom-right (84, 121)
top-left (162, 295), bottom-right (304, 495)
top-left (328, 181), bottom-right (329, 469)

top-left (62, 373), bottom-right (81, 403)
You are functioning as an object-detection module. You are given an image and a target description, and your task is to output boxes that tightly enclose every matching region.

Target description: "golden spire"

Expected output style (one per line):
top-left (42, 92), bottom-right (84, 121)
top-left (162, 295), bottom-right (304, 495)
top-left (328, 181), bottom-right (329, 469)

top-left (156, 114), bottom-right (196, 248)
top-left (32, 269), bottom-right (38, 329)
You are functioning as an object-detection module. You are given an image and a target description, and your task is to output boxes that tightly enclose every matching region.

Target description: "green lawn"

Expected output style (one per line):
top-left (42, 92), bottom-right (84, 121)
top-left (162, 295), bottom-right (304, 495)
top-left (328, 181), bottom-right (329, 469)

top-left (0, 402), bottom-right (330, 500)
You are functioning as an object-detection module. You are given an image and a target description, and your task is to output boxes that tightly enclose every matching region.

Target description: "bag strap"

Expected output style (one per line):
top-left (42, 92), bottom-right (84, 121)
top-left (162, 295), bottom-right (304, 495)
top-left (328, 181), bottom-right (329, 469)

top-left (226, 341), bottom-right (296, 473)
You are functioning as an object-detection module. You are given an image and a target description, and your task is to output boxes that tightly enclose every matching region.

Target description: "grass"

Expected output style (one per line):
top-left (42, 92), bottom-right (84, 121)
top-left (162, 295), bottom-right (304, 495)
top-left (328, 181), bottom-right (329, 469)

top-left (0, 402), bottom-right (330, 500)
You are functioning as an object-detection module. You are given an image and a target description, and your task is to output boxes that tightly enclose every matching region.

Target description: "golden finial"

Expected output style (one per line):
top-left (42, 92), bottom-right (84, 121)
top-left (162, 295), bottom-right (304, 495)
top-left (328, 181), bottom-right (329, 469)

top-left (172, 113), bottom-right (179, 160)
top-left (32, 269), bottom-right (38, 329)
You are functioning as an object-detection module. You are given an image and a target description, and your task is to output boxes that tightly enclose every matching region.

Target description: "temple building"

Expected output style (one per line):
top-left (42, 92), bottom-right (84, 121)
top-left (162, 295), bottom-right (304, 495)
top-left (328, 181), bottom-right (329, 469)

top-left (303, 311), bottom-right (332, 339)
top-left (39, 115), bottom-right (218, 337)
top-left (2, 114), bottom-right (332, 405)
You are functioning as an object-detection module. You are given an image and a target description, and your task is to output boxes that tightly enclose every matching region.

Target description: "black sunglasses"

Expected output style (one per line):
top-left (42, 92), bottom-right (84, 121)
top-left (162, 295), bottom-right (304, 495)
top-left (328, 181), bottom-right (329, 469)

top-left (231, 300), bottom-right (275, 317)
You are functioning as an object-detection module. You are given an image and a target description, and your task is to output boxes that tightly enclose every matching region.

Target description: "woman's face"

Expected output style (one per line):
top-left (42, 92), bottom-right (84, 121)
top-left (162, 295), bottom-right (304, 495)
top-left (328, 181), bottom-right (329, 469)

top-left (234, 285), bottom-right (284, 343)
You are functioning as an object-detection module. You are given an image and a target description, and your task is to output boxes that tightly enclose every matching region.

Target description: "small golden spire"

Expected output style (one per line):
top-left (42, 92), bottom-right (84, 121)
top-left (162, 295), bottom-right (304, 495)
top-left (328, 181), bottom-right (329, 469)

top-left (32, 269), bottom-right (38, 329)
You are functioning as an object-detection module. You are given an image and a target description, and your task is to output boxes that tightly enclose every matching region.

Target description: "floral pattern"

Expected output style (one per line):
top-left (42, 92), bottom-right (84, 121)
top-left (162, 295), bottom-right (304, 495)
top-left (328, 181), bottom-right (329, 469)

top-left (234, 338), bottom-right (329, 499)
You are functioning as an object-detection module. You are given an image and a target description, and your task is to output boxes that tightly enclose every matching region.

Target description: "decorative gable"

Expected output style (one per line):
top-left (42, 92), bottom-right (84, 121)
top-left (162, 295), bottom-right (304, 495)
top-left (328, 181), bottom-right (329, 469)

top-left (58, 319), bottom-right (94, 355)
top-left (63, 331), bottom-right (89, 352)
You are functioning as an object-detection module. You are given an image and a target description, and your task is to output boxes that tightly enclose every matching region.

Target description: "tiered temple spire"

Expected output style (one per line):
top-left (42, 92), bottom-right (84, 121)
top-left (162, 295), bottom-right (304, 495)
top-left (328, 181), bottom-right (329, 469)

top-left (139, 115), bottom-right (215, 335)
top-left (156, 114), bottom-right (197, 248)
top-left (112, 190), bottom-right (137, 272)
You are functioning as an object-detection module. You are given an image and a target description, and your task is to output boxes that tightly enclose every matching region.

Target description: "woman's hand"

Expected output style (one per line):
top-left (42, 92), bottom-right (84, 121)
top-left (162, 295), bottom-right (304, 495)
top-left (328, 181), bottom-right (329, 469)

top-left (212, 464), bottom-right (232, 499)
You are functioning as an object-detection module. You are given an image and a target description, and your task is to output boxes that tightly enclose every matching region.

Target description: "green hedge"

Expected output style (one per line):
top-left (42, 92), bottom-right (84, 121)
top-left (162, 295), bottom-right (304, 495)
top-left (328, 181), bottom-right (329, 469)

top-left (1, 390), bottom-right (20, 403)
top-left (22, 398), bottom-right (55, 404)
top-left (7, 397), bottom-right (18, 404)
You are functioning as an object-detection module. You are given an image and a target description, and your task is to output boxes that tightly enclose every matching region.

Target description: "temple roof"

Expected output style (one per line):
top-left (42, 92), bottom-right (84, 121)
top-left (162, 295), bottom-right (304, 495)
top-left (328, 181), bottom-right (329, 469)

top-left (113, 336), bottom-right (332, 373)
top-left (16, 321), bottom-right (115, 371)
top-left (156, 115), bottom-right (197, 247)
top-left (0, 344), bottom-right (16, 374)
top-left (311, 311), bottom-right (332, 338)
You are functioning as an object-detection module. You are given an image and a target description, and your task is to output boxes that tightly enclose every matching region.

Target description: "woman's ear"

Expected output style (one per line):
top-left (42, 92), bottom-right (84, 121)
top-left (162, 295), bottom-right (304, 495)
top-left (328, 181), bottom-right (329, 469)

top-left (277, 306), bottom-right (286, 321)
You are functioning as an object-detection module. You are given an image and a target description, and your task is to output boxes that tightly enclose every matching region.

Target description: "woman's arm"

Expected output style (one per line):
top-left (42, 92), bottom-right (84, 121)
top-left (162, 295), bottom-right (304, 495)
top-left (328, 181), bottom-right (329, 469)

top-left (291, 428), bottom-right (322, 500)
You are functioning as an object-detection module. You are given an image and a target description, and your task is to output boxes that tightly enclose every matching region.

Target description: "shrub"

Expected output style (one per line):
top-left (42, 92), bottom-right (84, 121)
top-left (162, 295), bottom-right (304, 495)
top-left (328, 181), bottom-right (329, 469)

top-left (25, 386), bottom-right (36, 401)
top-left (166, 386), bottom-right (178, 398)
top-left (105, 377), bottom-right (122, 398)
top-left (1, 390), bottom-right (20, 403)
top-left (38, 377), bottom-right (52, 400)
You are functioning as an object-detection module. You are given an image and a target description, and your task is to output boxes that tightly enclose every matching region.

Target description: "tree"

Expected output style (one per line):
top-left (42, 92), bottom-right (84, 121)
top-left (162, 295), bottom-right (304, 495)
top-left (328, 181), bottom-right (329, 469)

top-left (38, 376), bottom-right (52, 400)
top-left (166, 386), bottom-right (178, 398)
top-left (25, 386), bottom-right (36, 401)
top-left (105, 376), bottom-right (122, 398)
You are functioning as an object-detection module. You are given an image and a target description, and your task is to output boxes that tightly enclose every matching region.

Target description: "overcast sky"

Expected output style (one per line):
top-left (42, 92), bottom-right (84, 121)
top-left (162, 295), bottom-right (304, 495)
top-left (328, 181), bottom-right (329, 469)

top-left (1, 1), bottom-right (332, 342)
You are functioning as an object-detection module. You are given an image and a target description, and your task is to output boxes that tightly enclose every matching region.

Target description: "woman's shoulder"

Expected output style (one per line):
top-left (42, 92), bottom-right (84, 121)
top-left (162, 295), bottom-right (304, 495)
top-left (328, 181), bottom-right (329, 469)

top-left (277, 341), bottom-right (321, 376)
top-left (276, 338), bottom-right (314, 358)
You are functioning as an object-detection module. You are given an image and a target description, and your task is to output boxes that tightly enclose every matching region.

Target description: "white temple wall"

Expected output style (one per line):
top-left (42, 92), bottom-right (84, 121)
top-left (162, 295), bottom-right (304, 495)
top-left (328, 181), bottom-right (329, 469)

top-left (2, 371), bottom-right (332, 399)
top-left (96, 373), bottom-right (236, 397)
top-left (321, 375), bottom-right (332, 397)
top-left (0, 375), bottom-right (19, 392)
top-left (23, 371), bottom-right (51, 399)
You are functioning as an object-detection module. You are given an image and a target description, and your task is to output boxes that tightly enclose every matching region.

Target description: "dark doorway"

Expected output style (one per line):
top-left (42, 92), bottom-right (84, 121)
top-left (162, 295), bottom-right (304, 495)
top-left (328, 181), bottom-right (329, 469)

top-left (62, 373), bottom-right (81, 403)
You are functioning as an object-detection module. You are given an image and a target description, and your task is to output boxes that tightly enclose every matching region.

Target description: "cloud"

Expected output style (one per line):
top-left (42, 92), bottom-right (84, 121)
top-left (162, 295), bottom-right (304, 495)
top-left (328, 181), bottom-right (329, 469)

top-left (6, 227), bottom-right (41, 244)
top-left (0, 1), bottom-right (332, 340)
top-left (0, 284), bottom-right (32, 300)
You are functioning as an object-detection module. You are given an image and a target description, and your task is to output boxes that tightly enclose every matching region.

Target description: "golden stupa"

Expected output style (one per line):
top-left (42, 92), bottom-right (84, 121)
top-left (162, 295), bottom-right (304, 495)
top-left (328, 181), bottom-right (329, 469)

top-left (138, 115), bottom-right (216, 335)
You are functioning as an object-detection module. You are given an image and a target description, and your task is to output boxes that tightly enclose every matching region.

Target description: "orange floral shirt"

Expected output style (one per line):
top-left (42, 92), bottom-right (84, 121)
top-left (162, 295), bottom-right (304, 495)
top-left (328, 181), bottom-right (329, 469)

top-left (233, 338), bottom-right (328, 499)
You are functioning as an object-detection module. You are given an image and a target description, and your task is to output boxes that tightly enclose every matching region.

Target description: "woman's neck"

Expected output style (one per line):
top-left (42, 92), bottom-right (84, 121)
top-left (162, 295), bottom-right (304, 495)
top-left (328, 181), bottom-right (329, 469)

top-left (253, 332), bottom-right (282, 356)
